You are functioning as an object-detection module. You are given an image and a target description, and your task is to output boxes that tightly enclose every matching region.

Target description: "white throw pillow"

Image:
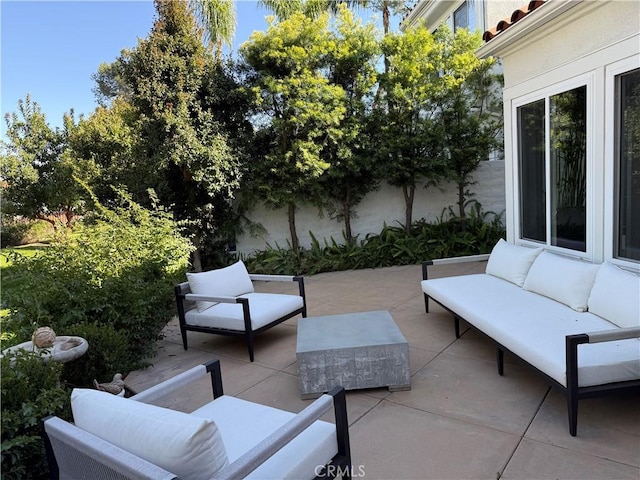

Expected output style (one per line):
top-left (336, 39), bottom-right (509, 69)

top-left (485, 239), bottom-right (543, 287)
top-left (523, 251), bottom-right (600, 312)
top-left (187, 261), bottom-right (254, 312)
top-left (71, 389), bottom-right (229, 480)
top-left (588, 263), bottom-right (640, 328)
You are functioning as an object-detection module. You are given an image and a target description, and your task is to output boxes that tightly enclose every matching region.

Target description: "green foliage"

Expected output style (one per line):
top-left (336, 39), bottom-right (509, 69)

top-left (243, 204), bottom-right (505, 275)
top-left (60, 322), bottom-right (131, 389)
top-left (0, 95), bottom-right (84, 228)
top-left (241, 11), bottom-right (347, 250)
top-left (1, 351), bottom-right (69, 480)
top-left (0, 219), bottom-right (54, 247)
top-left (2, 194), bottom-right (193, 370)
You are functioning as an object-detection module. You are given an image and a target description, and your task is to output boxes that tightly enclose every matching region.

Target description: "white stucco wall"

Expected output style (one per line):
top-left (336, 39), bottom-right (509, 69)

top-left (236, 160), bottom-right (505, 254)
top-left (478, 0), bottom-right (640, 267)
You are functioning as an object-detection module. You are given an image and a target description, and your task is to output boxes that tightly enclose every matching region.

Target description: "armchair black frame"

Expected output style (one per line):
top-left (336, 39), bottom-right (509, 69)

top-left (174, 274), bottom-right (307, 362)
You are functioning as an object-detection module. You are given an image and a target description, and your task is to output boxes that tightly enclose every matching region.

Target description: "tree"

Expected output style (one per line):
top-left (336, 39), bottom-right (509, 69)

top-left (1, 95), bottom-right (84, 228)
top-left (377, 25), bottom-right (487, 233)
top-left (438, 46), bottom-right (503, 221)
top-left (118, 0), bottom-right (243, 270)
top-left (189, 0), bottom-right (236, 60)
top-left (241, 12), bottom-right (346, 251)
top-left (321, 6), bottom-right (380, 244)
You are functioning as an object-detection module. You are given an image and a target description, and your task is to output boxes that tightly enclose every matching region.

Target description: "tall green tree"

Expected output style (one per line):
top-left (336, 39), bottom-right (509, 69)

top-left (1, 95), bottom-right (84, 228)
top-left (118, 0), bottom-right (243, 270)
top-left (321, 6), bottom-right (380, 244)
top-left (378, 25), bottom-right (487, 232)
top-left (241, 12), bottom-right (346, 251)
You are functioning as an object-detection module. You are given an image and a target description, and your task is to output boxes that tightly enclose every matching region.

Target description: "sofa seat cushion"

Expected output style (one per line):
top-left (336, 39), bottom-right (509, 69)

top-left (184, 293), bottom-right (304, 331)
top-left (422, 274), bottom-right (640, 388)
top-left (71, 389), bottom-right (229, 480)
top-left (191, 395), bottom-right (336, 480)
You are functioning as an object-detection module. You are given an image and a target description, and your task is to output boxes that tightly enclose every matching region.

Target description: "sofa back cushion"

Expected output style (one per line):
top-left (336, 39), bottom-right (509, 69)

top-left (187, 261), bottom-right (255, 312)
top-left (71, 389), bottom-right (229, 480)
top-left (588, 263), bottom-right (640, 328)
top-left (485, 239), bottom-right (543, 287)
top-left (523, 251), bottom-right (600, 312)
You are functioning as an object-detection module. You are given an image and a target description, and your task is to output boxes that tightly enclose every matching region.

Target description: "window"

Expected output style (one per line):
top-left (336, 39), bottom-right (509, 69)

top-left (517, 85), bottom-right (588, 252)
top-left (616, 68), bottom-right (640, 261)
top-left (453, 1), bottom-right (476, 32)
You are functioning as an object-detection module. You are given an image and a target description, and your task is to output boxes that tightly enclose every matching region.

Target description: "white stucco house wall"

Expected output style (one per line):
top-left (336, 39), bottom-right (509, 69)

top-left (476, 0), bottom-right (639, 270)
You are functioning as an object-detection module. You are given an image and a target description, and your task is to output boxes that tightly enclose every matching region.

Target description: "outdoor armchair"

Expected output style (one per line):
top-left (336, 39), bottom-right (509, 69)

top-left (174, 261), bottom-right (307, 362)
top-left (43, 359), bottom-right (352, 480)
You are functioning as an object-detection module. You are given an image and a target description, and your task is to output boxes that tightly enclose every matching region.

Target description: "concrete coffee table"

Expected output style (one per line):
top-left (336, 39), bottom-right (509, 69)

top-left (296, 310), bottom-right (411, 399)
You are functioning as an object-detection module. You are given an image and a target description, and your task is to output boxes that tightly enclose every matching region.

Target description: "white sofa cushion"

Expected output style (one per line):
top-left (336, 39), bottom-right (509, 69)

top-left (588, 263), bottom-right (640, 328)
top-left (523, 251), bottom-right (600, 312)
top-left (71, 389), bottom-right (229, 480)
top-left (191, 395), bottom-right (336, 480)
top-left (485, 239), bottom-right (543, 287)
top-left (187, 261), bottom-right (255, 312)
top-left (185, 292), bottom-right (304, 331)
top-left (422, 274), bottom-right (640, 388)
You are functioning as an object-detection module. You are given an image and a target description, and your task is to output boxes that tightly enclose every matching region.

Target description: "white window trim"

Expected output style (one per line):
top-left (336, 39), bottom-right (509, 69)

top-left (511, 72), bottom-right (596, 260)
top-left (604, 55), bottom-right (640, 271)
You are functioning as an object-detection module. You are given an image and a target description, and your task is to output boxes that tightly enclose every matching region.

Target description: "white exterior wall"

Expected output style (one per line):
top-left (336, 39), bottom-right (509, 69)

top-left (236, 160), bottom-right (505, 254)
top-left (478, 0), bottom-right (640, 269)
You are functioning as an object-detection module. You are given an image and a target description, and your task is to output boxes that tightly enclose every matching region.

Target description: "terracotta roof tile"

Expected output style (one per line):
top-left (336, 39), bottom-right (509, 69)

top-left (483, 0), bottom-right (546, 42)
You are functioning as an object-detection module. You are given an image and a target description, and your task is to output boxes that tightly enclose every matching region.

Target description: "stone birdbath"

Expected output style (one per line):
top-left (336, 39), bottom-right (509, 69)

top-left (2, 328), bottom-right (88, 363)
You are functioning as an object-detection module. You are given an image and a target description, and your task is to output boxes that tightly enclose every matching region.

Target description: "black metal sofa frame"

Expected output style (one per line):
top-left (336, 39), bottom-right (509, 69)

top-left (174, 275), bottom-right (307, 362)
top-left (422, 259), bottom-right (640, 437)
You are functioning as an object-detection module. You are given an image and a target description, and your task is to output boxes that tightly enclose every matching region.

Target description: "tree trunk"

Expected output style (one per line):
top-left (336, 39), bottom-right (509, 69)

top-left (458, 182), bottom-right (466, 220)
top-left (192, 233), bottom-right (203, 272)
top-left (402, 184), bottom-right (415, 234)
top-left (343, 198), bottom-right (352, 245)
top-left (288, 202), bottom-right (300, 251)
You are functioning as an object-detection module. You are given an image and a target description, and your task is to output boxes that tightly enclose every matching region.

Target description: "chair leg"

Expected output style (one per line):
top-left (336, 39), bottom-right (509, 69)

top-left (568, 392), bottom-right (578, 436)
top-left (246, 331), bottom-right (255, 362)
top-left (497, 348), bottom-right (504, 376)
top-left (180, 326), bottom-right (188, 350)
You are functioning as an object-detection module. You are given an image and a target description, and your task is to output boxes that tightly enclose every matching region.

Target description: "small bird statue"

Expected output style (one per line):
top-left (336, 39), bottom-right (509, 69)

top-left (93, 373), bottom-right (126, 395)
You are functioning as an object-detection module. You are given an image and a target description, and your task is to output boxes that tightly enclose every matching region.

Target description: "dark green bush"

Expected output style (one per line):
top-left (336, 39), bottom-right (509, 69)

top-left (60, 322), bottom-right (131, 389)
top-left (0, 351), bottom-right (69, 480)
top-left (243, 204), bottom-right (505, 275)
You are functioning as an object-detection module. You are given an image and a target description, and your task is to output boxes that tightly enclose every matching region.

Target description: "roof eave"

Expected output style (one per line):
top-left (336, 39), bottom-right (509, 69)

top-left (477, 0), bottom-right (582, 59)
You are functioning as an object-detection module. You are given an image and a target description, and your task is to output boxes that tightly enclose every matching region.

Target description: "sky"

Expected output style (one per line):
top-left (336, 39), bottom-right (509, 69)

top-left (1, 1), bottom-right (400, 138)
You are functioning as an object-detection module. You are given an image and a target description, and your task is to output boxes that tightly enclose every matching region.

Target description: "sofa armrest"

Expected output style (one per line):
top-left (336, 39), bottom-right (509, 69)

top-left (584, 326), bottom-right (640, 343)
top-left (131, 360), bottom-right (224, 404)
top-left (249, 274), bottom-right (295, 282)
top-left (185, 293), bottom-right (242, 304)
top-left (422, 254), bottom-right (490, 280)
top-left (43, 416), bottom-right (178, 480)
top-left (215, 386), bottom-right (350, 479)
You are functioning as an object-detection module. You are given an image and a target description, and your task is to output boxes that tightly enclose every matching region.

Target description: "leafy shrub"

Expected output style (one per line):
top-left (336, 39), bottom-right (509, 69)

top-left (2, 195), bottom-right (194, 371)
top-left (1, 351), bottom-right (69, 480)
top-left (0, 219), bottom-right (54, 247)
top-left (243, 204), bottom-right (505, 275)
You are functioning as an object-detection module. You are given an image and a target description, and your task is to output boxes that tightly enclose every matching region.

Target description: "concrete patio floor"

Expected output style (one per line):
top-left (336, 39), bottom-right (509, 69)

top-left (125, 261), bottom-right (640, 480)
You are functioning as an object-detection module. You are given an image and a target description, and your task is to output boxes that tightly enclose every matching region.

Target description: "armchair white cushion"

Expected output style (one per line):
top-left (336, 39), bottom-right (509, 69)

top-left (71, 388), bottom-right (229, 480)
top-left (187, 261), bottom-right (254, 312)
top-left (185, 292), bottom-right (304, 330)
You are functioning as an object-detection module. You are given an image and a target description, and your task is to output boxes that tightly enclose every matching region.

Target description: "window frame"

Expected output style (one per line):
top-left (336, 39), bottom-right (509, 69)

top-left (605, 56), bottom-right (640, 266)
top-left (511, 73), bottom-right (595, 259)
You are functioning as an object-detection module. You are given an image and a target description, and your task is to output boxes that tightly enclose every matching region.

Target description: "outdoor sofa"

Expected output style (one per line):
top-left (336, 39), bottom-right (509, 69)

top-left (43, 359), bottom-right (351, 479)
top-left (421, 239), bottom-right (640, 436)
